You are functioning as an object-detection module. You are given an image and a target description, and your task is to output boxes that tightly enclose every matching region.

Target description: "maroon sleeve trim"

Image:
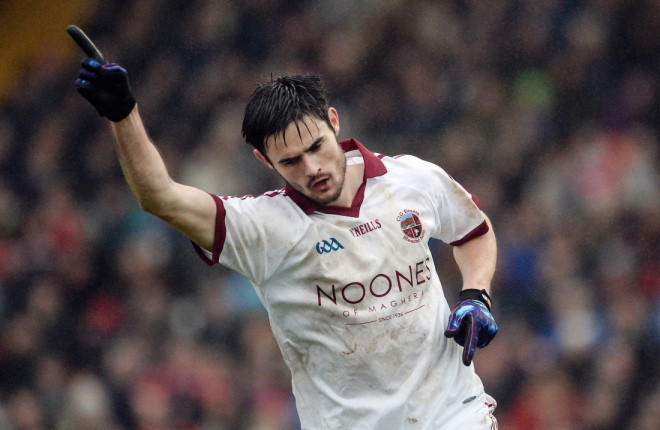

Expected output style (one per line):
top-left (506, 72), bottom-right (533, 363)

top-left (471, 194), bottom-right (481, 209)
top-left (191, 194), bottom-right (227, 266)
top-left (450, 220), bottom-right (489, 246)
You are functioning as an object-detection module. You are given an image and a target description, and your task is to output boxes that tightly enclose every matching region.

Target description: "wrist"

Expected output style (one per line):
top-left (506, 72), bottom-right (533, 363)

top-left (458, 288), bottom-right (492, 311)
top-left (107, 95), bottom-right (136, 122)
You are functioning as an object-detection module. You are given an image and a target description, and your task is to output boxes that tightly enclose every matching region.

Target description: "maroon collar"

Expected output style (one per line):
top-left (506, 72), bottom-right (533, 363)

top-left (284, 138), bottom-right (387, 217)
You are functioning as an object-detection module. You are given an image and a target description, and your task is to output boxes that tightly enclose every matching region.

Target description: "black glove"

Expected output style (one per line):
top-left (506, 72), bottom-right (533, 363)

top-left (76, 59), bottom-right (136, 121)
top-left (68, 25), bottom-right (136, 122)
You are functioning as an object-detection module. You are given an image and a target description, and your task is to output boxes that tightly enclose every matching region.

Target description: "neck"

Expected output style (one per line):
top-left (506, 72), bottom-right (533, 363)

top-left (327, 163), bottom-right (364, 207)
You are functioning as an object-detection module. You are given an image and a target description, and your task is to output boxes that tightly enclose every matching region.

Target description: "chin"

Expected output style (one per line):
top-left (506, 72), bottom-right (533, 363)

top-left (309, 191), bottom-right (339, 206)
top-left (306, 184), bottom-right (343, 207)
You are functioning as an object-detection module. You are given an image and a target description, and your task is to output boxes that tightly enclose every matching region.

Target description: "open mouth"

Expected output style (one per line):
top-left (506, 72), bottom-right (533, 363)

top-left (311, 177), bottom-right (331, 191)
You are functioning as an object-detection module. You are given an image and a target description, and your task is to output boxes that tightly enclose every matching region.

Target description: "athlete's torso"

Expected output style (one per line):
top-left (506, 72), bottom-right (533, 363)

top-left (194, 139), bottom-right (490, 429)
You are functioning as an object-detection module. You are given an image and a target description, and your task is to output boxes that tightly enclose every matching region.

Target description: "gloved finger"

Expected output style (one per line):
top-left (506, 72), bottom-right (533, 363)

top-left (76, 80), bottom-right (100, 101)
top-left (100, 63), bottom-right (127, 73)
top-left (445, 318), bottom-right (461, 337)
top-left (97, 63), bottom-right (129, 80)
top-left (444, 305), bottom-right (467, 336)
top-left (444, 314), bottom-right (464, 338)
top-left (81, 58), bottom-right (103, 73)
top-left (462, 315), bottom-right (479, 366)
top-left (446, 315), bottom-right (470, 348)
top-left (477, 329), bottom-right (491, 348)
top-left (67, 25), bottom-right (107, 64)
top-left (477, 324), bottom-right (498, 348)
top-left (76, 78), bottom-right (97, 91)
top-left (78, 69), bottom-right (99, 82)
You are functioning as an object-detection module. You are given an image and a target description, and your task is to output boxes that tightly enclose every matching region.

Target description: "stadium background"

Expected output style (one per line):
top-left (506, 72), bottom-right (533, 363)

top-left (0, 0), bottom-right (659, 428)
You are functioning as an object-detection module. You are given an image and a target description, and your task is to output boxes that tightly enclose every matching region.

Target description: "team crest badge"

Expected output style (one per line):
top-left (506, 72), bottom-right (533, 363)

top-left (397, 210), bottom-right (425, 243)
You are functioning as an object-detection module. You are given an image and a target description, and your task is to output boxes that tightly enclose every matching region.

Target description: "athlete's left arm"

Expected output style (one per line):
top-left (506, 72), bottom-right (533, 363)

top-left (445, 212), bottom-right (498, 366)
top-left (453, 212), bottom-right (496, 294)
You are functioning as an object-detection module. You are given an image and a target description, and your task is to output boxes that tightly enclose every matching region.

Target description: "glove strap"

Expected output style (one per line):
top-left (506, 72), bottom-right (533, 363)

top-left (458, 289), bottom-right (492, 311)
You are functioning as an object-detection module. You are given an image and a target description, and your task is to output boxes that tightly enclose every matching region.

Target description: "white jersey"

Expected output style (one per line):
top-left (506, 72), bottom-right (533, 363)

top-left (193, 139), bottom-right (493, 430)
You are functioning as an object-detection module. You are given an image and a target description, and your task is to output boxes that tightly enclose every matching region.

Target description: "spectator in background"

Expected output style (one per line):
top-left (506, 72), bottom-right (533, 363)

top-left (0, 1), bottom-right (658, 429)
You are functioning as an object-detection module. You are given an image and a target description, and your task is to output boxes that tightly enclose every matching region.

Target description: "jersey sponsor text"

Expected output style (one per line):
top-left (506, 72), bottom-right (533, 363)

top-left (349, 219), bottom-right (382, 237)
top-left (316, 258), bottom-right (431, 307)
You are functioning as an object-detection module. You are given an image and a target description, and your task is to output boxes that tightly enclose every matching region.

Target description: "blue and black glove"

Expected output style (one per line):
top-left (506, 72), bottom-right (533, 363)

top-left (68, 25), bottom-right (136, 122)
top-left (444, 289), bottom-right (498, 366)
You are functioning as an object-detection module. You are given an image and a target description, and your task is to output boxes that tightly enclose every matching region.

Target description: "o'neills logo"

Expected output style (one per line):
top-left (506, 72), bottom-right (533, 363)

top-left (397, 209), bottom-right (424, 243)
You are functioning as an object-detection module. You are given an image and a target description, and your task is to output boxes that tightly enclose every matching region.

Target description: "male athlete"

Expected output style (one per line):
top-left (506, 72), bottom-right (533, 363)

top-left (70, 26), bottom-right (499, 430)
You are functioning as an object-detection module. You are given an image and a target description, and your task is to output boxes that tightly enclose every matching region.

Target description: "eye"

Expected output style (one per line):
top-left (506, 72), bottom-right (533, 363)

top-left (309, 142), bottom-right (321, 152)
top-left (282, 157), bottom-right (299, 166)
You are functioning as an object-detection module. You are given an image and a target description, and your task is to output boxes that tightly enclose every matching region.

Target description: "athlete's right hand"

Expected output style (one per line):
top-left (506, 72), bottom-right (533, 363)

top-left (68, 25), bottom-right (136, 122)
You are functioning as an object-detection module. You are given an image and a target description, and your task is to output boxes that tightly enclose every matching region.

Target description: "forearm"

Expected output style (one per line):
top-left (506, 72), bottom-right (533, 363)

top-left (453, 213), bottom-right (497, 293)
top-left (72, 35), bottom-right (216, 250)
top-left (110, 104), bottom-right (175, 213)
top-left (446, 214), bottom-right (498, 365)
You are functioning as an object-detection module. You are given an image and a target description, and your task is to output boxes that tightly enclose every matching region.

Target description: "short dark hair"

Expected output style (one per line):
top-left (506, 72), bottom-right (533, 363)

top-left (241, 74), bottom-right (333, 157)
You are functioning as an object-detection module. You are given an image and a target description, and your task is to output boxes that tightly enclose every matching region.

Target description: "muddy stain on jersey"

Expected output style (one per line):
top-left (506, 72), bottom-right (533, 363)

top-left (450, 179), bottom-right (482, 222)
top-left (342, 343), bottom-right (358, 355)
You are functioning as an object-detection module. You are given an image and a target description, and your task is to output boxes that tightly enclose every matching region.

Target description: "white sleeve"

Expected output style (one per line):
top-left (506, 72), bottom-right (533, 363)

top-left (191, 193), bottom-right (294, 284)
top-left (418, 160), bottom-right (488, 245)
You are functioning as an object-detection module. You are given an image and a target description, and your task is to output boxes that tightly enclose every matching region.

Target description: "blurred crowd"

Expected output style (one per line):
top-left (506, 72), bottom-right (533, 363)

top-left (0, 0), bottom-right (659, 429)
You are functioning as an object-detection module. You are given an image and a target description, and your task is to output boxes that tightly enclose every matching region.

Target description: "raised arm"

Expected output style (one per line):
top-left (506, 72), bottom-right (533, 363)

top-left (110, 108), bottom-right (216, 251)
top-left (70, 26), bottom-right (216, 251)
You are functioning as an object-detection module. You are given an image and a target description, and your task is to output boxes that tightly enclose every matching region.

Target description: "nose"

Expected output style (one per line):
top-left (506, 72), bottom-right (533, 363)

top-left (302, 156), bottom-right (321, 177)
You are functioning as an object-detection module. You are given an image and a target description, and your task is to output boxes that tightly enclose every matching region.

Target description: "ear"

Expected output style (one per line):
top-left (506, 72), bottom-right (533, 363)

top-left (254, 149), bottom-right (274, 169)
top-left (328, 107), bottom-right (340, 136)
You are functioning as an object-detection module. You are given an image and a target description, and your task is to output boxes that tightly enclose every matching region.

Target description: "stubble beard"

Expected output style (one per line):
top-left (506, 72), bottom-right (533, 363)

top-left (289, 151), bottom-right (347, 207)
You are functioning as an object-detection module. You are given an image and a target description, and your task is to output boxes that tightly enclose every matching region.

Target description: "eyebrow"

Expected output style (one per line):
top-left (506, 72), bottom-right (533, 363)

top-left (277, 136), bottom-right (324, 165)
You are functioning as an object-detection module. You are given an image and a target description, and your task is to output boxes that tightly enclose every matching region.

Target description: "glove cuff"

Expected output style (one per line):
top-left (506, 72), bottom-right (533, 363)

top-left (106, 96), bottom-right (136, 122)
top-left (458, 289), bottom-right (492, 311)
